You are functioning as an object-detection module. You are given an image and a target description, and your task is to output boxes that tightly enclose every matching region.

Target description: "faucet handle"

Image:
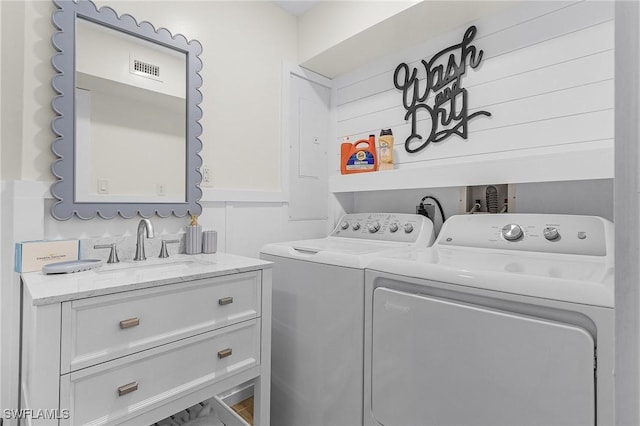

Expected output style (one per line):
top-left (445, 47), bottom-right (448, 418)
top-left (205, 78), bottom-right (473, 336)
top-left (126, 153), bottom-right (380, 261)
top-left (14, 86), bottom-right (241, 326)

top-left (159, 239), bottom-right (180, 258)
top-left (94, 243), bottom-right (120, 263)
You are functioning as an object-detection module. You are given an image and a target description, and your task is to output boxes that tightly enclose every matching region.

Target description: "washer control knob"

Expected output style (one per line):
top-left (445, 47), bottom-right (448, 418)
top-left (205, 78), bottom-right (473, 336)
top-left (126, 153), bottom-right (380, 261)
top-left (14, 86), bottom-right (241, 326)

top-left (543, 227), bottom-right (560, 241)
top-left (367, 222), bottom-right (380, 233)
top-left (352, 223), bottom-right (361, 231)
top-left (502, 224), bottom-right (523, 241)
top-left (404, 223), bottom-right (414, 234)
top-left (389, 223), bottom-right (399, 233)
top-left (340, 221), bottom-right (349, 230)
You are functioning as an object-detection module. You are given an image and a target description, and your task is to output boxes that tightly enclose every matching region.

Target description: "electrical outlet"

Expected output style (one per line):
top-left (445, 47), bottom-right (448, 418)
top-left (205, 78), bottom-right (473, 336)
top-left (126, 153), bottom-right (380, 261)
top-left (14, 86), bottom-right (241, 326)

top-left (97, 179), bottom-right (109, 194)
top-left (425, 204), bottom-right (435, 221)
top-left (416, 204), bottom-right (435, 221)
top-left (201, 164), bottom-right (211, 185)
top-left (156, 183), bottom-right (166, 196)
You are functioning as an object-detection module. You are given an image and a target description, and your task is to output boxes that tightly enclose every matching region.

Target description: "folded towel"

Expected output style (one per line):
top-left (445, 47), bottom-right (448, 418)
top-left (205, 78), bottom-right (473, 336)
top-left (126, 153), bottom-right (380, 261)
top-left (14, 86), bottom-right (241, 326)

top-left (187, 404), bottom-right (202, 420)
top-left (154, 400), bottom-right (222, 426)
top-left (180, 410), bottom-right (192, 423)
top-left (180, 417), bottom-right (223, 426)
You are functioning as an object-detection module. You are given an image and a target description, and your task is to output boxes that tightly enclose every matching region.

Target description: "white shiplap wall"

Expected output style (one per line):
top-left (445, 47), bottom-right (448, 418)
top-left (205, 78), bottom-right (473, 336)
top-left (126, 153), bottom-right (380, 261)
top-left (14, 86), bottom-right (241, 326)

top-left (331, 1), bottom-right (613, 189)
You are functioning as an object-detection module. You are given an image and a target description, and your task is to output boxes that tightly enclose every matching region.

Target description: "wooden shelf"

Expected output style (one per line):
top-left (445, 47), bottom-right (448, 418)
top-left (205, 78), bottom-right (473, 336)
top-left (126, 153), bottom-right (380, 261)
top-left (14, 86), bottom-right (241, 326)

top-left (329, 141), bottom-right (614, 193)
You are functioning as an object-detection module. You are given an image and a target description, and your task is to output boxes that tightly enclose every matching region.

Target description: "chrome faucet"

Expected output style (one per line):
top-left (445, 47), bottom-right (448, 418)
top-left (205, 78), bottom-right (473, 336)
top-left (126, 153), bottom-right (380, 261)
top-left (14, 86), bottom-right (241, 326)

top-left (134, 218), bottom-right (155, 261)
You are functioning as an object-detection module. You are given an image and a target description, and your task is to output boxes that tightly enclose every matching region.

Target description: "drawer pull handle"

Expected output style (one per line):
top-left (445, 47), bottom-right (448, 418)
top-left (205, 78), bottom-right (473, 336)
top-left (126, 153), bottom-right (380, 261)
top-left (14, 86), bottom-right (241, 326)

top-left (218, 348), bottom-right (233, 359)
top-left (119, 318), bottom-right (140, 329)
top-left (218, 297), bottom-right (233, 306)
top-left (117, 381), bottom-right (138, 396)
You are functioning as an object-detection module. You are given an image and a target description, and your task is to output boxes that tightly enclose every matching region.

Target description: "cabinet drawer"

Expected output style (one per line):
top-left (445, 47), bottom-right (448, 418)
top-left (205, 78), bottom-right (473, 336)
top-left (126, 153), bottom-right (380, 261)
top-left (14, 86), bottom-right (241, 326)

top-left (212, 384), bottom-right (254, 426)
top-left (61, 271), bottom-right (261, 373)
top-left (60, 319), bottom-right (260, 426)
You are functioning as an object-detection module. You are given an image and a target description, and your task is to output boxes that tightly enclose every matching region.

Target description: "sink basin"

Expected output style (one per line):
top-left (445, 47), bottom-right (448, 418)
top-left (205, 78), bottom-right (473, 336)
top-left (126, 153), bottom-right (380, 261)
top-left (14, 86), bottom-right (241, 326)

top-left (97, 257), bottom-right (214, 274)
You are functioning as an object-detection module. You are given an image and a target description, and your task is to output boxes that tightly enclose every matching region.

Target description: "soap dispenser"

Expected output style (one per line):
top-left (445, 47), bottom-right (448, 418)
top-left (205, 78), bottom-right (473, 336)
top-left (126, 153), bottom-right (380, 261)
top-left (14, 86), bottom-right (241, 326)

top-left (186, 215), bottom-right (202, 254)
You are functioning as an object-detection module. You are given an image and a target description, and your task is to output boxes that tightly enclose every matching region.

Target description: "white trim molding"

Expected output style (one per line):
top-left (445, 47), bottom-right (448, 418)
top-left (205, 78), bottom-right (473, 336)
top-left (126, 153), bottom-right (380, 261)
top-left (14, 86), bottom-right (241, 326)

top-left (200, 188), bottom-right (287, 203)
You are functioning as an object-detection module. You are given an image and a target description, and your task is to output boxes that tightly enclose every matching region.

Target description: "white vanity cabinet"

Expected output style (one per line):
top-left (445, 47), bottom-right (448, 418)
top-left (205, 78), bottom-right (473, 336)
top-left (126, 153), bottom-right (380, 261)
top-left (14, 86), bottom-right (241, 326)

top-left (20, 253), bottom-right (272, 426)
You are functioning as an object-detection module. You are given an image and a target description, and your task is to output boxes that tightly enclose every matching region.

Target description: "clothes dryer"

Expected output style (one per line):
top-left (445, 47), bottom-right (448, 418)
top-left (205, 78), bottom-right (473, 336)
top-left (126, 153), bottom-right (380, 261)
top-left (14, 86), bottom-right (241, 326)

top-left (260, 213), bottom-right (435, 426)
top-left (364, 214), bottom-right (614, 426)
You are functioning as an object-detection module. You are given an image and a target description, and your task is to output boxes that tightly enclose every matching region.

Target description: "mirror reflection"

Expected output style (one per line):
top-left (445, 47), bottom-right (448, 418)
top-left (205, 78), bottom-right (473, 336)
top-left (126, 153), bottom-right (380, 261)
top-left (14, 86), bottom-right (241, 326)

top-left (74, 18), bottom-right (187, 203)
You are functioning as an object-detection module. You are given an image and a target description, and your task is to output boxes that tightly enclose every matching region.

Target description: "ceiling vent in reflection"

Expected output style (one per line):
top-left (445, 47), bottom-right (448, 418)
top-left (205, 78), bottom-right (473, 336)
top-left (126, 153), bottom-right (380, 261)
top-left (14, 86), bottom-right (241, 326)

top-left (130, 57), bottom-right (162, 82)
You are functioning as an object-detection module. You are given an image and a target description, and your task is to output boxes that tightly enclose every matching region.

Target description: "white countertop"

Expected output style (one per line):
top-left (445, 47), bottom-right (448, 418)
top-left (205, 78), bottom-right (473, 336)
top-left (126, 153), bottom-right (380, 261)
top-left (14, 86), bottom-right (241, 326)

top-left (22, 252), bottom-right (272, 306)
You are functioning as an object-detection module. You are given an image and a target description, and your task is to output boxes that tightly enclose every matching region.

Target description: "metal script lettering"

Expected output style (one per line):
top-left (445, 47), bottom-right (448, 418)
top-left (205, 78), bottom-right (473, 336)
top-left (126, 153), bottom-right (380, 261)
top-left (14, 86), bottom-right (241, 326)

top-left (394, 26), bottom-right (492, 153)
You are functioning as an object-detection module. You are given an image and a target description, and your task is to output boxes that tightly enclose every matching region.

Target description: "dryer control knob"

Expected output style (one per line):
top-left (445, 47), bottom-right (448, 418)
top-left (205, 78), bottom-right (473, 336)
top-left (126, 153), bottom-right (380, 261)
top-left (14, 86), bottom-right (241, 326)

top-left (543, 227), bottom-right (560, 241)
top-left (502, 224), bottom-right (523, 241)
top-left (368, 222), bottom-right (380, 233)
top-left (389, 223), bottom-right (399, 233)
top-left (352, 223), bottom-right (361, 231)
top-left (404, 223), bottom-right (414, 233)
top-left (340, 221), bottom-right (349, 230)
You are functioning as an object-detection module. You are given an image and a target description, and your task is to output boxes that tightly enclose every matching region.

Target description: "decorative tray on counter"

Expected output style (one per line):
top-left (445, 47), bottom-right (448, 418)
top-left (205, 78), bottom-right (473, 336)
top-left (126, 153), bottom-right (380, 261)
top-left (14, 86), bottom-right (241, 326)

top-left (42, 259), bottom-right (103, 274)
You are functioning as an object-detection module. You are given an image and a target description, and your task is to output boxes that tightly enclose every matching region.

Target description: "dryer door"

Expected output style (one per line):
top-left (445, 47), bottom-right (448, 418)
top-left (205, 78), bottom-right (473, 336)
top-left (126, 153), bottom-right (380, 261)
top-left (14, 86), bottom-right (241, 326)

top-left (371, 287), bottom-right (595, 426)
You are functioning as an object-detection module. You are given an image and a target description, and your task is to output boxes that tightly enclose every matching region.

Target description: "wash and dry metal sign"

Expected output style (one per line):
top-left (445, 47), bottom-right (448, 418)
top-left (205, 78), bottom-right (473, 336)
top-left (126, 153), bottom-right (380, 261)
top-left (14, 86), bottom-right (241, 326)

top-left (394, 26), bottom-right (491, 153)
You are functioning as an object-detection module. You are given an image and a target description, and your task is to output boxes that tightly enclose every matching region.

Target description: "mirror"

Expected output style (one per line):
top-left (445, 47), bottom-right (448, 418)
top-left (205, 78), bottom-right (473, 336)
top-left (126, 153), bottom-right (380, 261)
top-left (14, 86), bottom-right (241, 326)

top-left (50, 0), bottom-right (203, 220)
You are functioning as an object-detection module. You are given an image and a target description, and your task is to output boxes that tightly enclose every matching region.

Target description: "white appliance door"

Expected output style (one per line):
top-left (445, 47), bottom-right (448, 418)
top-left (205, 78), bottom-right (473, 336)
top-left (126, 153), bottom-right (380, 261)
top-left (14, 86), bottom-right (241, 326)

top-left (371, 287), bottom-right (595, 426)
top-left (263, 254), bottom-right (365, 426)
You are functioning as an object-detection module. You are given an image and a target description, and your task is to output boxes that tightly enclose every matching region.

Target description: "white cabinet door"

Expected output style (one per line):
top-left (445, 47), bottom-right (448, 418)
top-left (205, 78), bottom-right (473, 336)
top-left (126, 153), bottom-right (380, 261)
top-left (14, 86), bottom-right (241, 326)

top-left (371, 287), bottom-right (595, 426)
top-left (287, 71), bottom-right (330, 221)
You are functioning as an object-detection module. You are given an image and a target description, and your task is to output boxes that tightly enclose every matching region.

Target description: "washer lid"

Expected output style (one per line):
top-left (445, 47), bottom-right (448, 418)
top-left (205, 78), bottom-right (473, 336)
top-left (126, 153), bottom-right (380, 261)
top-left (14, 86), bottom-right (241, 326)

top-left (261, 237), bottom-right (416, 268)
top-left (291, 237), bottom-right (411, 254)
top-left (260, 213), bottom-right (436, 268)
top-left (368, 246), bottom-right (614, 307)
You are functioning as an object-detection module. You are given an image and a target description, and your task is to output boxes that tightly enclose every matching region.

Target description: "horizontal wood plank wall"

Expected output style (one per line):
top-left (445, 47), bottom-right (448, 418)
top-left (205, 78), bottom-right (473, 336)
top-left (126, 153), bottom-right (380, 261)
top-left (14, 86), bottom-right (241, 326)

top-left (332, 0), bottom-right (613, 176)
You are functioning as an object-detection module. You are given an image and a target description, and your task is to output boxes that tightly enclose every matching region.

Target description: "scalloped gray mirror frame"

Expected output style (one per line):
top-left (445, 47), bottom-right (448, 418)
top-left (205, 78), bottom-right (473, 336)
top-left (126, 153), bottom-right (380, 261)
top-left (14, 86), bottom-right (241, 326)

top-left (50, 0), bottom-right (203, 220)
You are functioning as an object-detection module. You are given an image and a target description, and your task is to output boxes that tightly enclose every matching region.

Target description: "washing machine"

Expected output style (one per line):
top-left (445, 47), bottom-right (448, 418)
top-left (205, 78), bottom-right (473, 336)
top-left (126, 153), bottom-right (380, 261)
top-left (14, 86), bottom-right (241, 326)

top-left (364, 213), bottom-right (614, 426)
top-left (260, 213), bottom-right (436, 426)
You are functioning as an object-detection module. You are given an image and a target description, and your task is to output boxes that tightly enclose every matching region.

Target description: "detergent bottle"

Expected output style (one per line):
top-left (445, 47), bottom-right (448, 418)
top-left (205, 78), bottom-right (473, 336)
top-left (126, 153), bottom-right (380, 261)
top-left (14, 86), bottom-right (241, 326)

top-left (340, 137), bottom-right (351, 175)
top-left (378, 129), bottom-right (394, 171)
top-left (341, 135), bottom-right (377, 174)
